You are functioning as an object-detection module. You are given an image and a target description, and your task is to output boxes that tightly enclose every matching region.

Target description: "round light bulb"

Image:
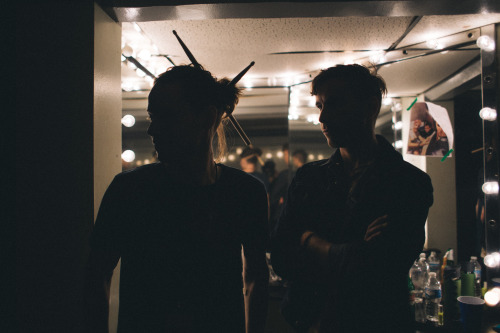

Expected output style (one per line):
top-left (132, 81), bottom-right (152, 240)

top-left (136, 69), bottom-right (146, 78)
top-left (477, 36), bottom-right (495, 52)
top-left (484, 252), bottom-right (500, 268)
top-left (265, 153), bottom-right (272, 159)
top-left (318, 154), bottom-right (324, 160)
top-left (482, 182), bottom-right (499, 194)
top-left (121, 82), bottom-right (134, 92)
top-left (395, 121), bottom-right (403, 130)
top-left (121, 115), bottom-right (136, 127)
top-left (121, 150), bottom-right (135, 162)
top-left (369, 52), bottom-right (386, 64)
top-left (308, 154), bottom-right (315, 161)
top-left (479, 107), bottom-right (497, 121)
top-left (276, 151), bottom-right (284, 158)
top-left (228, 154), bottom-right (235, 161)
top-left (383, 97), bottom-right (393, 106)
top-left (484, 288), bottom-right (500, 306)
top-left (121, 45), bottom-right (134, 57)
top-left (395, 140), bottom-right (403, 149)
top-left (391, 103), bottom-right (402, 112)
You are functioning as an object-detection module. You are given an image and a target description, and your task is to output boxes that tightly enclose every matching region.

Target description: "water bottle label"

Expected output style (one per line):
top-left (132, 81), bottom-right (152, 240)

top-left (425, 288), bottom-right (442, 299)
top-left (474, 269), bottom-right (481, 279)
top-left (429, 263), bottom-right (440, 272)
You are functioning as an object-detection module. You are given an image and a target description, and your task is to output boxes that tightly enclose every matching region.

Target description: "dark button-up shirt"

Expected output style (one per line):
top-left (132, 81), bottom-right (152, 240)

top-left (271, 136), bottom-right (433, 332)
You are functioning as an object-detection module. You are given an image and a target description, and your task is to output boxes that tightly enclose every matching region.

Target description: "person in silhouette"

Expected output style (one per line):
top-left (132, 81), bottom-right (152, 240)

top-left (239, 146), bottom-right (269, 192)
top-left (85, 65), bottom-right (269, 333)
top-left (291, 149), bottom-right (308, 170)
top-left (271, 64), bottom-right (433, 333)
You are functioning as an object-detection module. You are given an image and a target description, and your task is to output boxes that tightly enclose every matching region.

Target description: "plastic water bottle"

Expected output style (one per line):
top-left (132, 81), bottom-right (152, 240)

top-left (409, 260), bottom-right (424, 290)
top-left (469, 256), bottom-right (482, 297)
top-left (417, 253), bottom-right (430, 287)
top-left (428, 251), bottom-right (440, 274)
top-left (425, 272), bottom-right (442, 325)
top-left (409, 255), bottom-right (427, 323)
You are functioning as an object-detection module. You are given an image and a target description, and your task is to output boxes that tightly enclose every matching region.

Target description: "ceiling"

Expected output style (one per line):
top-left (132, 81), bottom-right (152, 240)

top-left (119, 6), bottom-right (499, 163)
top-left (122, 13), bottom-right (499, 96)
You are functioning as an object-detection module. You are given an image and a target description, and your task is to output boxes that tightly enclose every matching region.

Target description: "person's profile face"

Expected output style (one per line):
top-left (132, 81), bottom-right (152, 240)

top-left (315, 79), bottom-right (368, 148)
top-left (146, 84), bottom-right (201, 162)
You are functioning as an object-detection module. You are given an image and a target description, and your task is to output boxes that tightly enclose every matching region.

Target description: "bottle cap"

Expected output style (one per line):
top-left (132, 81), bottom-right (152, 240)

top-left (448, 249), bottom-right (454, 261)
top-left (471, 256), bottom-right (477, 260)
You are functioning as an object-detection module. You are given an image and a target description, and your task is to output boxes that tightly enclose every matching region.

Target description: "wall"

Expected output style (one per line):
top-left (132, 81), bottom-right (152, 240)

top-left (401, 97), bottom-right (458, 258)
top-left (16, 2), bottom-right (121, 332)
top-left (94, 4), bottom-right (123, 332)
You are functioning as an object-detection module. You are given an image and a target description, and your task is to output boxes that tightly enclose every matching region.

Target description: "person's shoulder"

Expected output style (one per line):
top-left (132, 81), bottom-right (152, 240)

top-left (219, 164), bottom-right (267, 192)
top-left (292, 157), bottom-right (332, 182)
top-left (114, 162), bottom-right (163, 184)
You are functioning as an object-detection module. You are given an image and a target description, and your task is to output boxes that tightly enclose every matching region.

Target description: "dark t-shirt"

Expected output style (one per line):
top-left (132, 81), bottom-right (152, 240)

top-left (90, 163), bottom-right (268, 333)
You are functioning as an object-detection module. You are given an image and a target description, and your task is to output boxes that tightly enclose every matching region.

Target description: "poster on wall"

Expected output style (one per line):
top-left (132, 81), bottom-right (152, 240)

top-left (407, 102), bottom-right (454, 157)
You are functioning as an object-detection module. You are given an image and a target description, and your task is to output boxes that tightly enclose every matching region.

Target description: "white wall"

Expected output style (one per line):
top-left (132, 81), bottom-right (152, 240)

top-left (401, 97), bottom-right (457, 257)
top-left (94, 4), bottom-right (122, 332)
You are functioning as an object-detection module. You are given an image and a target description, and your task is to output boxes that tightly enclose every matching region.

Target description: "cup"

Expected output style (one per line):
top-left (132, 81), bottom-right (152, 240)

top-left (457, 296), bottom-right (485, 333)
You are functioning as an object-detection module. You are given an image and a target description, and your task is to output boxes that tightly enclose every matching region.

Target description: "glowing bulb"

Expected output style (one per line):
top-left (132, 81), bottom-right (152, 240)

top-left (394, 121), bottom-right (403, 130)
top-left (144, 159), bottom-right (150, 164)
top-left (383, 97), bottom-right (393, 106)
top-left (137, 49), bottom-right (151, 61)
top-left (121, 45), bottom-right (134, 57)
top-left (121, 150), bottom-right (135, 162)
top-left (482, 182), bottom-right (499, 194)
top-left (484, 252), bottom-right (500, 268)
top-left (369, 52), bottom-right (386, 64)
top-left (228, 154), bottom-right (235, 161)
top-left (344, 58), bottom-right (354, 65)
top-left (136, 160), bottom-right (143, 166)
top-left (127, 61), bottom-right (137, 70)
top-left (391, 103), bottom-right (402, 112)
top-left (484, 288), bottom-right (500, 306)
top-left (479, 107), bottom-right (497, 121)
top-left (121, 82), bottom-right (134, 92)
top-left (318, 154), bottom-right (324, 160)
top-left (136, 69), bottom-right (146, 77)
top-left (426, 39), bottom-right (444, 50)
top-left (265, 153), bottom-right (273, 159)
top-left (477, 36), bottom-right (495, 52)
top-left (395, 140), bottom-right (403, 149)
top-left (277, 151), bottom-right (284, 158)
top-left (236, 147), bottom-right (243, 155)
top-left (121, 115), bottom-right (136, 127)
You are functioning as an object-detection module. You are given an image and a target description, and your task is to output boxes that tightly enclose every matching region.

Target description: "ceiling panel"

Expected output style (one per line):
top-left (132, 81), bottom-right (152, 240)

top-left (137, 16), bottom-right (413, 77)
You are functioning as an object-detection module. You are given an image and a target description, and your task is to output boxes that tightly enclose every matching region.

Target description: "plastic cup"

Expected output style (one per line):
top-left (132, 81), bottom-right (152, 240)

top-left (457, 296), bottom-right (485, 333)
